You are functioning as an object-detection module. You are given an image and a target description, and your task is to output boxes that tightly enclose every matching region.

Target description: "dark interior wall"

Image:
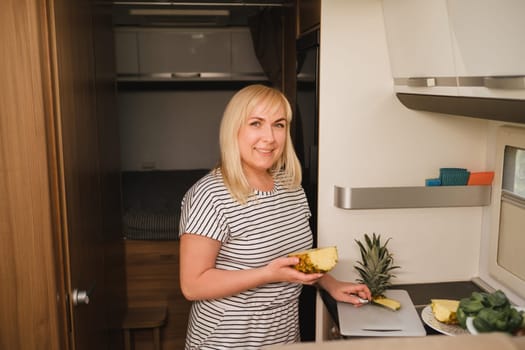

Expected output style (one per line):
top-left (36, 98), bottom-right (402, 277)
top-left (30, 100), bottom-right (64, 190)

top-left (118, 89), bottom-right (235, 171)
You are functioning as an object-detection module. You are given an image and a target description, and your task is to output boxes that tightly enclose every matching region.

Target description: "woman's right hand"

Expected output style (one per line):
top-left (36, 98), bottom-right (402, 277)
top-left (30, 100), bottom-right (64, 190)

top-left (181, 233), bottom-right (323, 300)
top-left (265, 256), bottom-right (324, 285)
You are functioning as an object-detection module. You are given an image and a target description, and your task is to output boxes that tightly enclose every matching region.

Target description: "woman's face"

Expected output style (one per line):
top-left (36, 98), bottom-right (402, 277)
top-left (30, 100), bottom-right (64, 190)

top-left (237, 102), bottom-right (287, 176)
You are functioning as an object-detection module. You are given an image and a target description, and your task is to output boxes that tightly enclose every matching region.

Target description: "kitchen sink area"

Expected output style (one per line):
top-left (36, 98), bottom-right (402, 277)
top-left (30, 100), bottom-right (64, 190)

top-left (320, 280), bottom-right (488, 337)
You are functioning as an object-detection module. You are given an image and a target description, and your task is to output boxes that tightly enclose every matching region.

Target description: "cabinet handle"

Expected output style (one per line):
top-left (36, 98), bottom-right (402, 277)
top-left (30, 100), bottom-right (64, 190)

top-left (407, 77), bottom-right (436, 87)
top-left (394, 77), bottom-right (456, 87)
top-left (172, 72), bottom-right (201, 78)
top-left (483, 76), bottom-right (525, 90)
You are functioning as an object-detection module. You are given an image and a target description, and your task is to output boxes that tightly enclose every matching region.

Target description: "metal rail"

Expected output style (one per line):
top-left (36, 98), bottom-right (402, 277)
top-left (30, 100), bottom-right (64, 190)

top-left (113, 1), bottom-right (288, 7)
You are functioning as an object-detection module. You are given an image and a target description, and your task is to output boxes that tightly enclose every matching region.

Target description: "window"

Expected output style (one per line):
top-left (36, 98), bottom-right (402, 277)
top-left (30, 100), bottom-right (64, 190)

top-left (498, 146), bottom-right (525, 281)
top-left (488, 127), bottom-right (525, 299)
top-left (502, 146), bottom-right (525, 198)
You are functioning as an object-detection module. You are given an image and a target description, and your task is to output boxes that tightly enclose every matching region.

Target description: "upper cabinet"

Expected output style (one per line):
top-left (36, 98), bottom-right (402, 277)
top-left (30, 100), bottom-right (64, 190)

top-left (115, 30), bottom-right (139, 75)
top-left (447, 0), bottom-right (525, 99)
top-left (138, 29), bottom-right (231, 76)
top-left (231, 29), bottom-right (267, 80)
top-left (382, 0), bottom-right (458, 96)
top-left (114, 27), bottom-right (265, 81)
top-left (382, 0), bottom-right (525, 100)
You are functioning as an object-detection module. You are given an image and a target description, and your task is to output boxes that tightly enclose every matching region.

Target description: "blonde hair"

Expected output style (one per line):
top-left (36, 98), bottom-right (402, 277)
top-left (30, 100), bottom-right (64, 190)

top-left (217, 84), bottom-right (302, 203)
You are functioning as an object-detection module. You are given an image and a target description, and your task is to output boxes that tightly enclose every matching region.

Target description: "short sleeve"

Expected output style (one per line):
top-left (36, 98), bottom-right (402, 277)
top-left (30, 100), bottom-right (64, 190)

top-left (298, 187), bottom-right (312, 219)
top-left (178, 179), bottom-right (230, 242)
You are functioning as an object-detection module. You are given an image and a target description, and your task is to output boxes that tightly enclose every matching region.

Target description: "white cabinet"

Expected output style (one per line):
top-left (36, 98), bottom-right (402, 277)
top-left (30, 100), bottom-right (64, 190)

top-left (231, 28), bottom-right (265, 80)
top-left (382, 0), bottom-right (525, 99)
top-left (382, 0), bottom-right (458, 96)
top-left (114, 27), bottom-right (266, 81)
top-left (137, 29), bottom-right (231, 77)
top-left (448, 0), bottom-right (525, 99)
top-left (115, 30), bottom-right (139, 75)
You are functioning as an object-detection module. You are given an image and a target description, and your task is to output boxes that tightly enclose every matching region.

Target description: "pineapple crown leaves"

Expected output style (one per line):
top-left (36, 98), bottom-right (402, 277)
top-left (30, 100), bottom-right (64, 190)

top-left (354, 233), bottom-right (400, 297)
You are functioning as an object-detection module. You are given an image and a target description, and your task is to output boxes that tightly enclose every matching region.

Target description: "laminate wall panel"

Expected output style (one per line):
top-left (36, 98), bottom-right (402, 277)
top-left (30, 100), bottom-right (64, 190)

top-left (0, 0), bottom-right (65, 348)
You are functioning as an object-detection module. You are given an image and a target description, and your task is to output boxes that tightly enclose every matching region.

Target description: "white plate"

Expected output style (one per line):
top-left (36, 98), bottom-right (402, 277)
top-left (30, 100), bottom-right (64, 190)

top-left (465, 317), bottom-right (478, 334)
top-left (466, 306), bottom-right (525, 334)
top-left (421, 305), bottom-right (469, 336)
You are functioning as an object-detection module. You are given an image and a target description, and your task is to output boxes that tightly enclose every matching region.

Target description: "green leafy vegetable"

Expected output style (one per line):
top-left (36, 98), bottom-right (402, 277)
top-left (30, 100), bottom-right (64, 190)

top-left (458, 290), bottom-right (524, 334)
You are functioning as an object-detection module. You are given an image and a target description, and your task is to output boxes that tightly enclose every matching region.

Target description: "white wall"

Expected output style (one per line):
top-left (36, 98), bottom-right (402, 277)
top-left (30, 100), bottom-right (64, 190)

top-left (118, 90), bottom-right (235, 171)
top-left (318, 0), bottom-right (491, 285)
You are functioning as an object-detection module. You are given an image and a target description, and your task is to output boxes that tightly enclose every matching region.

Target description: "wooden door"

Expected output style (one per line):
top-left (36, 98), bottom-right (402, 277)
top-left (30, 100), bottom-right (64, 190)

top-left (50, 0), bottom-right (124, 348)
top-left (0, 0), bottom-right (124, 349)
top-left (52, 0), bottom-right (107, 346)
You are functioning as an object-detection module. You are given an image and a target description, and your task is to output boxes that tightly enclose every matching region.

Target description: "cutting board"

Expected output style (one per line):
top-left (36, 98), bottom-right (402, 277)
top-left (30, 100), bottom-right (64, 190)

top-left (337, 289), bottom-right (426, 337)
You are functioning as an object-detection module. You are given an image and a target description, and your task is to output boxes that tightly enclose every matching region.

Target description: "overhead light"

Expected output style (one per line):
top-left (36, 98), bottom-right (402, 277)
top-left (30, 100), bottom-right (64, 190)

top-left (128, 9), bottom-right (230, 16)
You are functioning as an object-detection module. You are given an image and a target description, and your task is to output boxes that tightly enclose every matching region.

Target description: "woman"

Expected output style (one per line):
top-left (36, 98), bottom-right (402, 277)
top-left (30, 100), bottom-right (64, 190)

top-left (179, 84), bottom-right (370, 350)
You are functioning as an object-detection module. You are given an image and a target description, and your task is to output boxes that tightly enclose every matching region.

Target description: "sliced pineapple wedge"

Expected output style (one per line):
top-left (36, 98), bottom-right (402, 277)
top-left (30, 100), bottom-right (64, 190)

top-left (288, 246), bottom-right (338, 273)
top-left (430, 299), bottom-right (459, 324)
top-left (372, 296), bottom-right (401, 311)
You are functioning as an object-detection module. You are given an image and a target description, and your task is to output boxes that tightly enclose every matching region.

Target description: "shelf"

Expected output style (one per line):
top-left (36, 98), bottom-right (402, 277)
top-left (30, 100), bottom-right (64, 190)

top-left (117, 80), bottom-right (270, 91)
top-left (333, 185), bottom-right (492, 209)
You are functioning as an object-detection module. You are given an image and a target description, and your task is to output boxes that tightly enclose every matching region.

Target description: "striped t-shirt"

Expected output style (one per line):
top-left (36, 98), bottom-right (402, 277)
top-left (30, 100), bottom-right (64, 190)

top-left (179, 169), bottom-right (313, 349)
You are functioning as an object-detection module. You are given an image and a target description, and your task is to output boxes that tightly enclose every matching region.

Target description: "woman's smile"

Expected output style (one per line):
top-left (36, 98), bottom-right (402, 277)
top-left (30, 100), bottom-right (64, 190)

top-left (254, 146), bottom-right (275, 155)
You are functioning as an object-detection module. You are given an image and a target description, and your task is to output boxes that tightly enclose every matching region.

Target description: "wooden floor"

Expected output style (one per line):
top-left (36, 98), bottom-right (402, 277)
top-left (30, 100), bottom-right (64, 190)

top-left (123, 240), bottom-right (191, 350)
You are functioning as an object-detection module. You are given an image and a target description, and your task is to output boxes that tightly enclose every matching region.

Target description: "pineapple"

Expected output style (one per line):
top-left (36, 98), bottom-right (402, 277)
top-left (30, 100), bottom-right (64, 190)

top-left (354, 233), bottom-right (401, 311)
top-left (431, 299), bottom-right (459, 324)
top-left (289, 246), bottom-right (338, 273)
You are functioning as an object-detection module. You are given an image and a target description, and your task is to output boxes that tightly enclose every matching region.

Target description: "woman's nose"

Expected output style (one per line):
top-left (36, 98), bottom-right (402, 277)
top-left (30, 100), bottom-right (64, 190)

top-left (261, 125), bottom-right (275, 141)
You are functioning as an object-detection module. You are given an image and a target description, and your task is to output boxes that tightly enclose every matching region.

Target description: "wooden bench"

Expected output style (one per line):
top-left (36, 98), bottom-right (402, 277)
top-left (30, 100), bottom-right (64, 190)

top-left (122, 306), bottom-right (168, 350)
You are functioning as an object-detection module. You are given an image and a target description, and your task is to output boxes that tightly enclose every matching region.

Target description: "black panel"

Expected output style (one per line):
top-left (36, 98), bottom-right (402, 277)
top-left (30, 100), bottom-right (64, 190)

top-left (117, 80), bottom-right (270, 91)
top-left (397, 93), bottom-right (525, 125)
top-left (296, 28), bottom-right (320, 343)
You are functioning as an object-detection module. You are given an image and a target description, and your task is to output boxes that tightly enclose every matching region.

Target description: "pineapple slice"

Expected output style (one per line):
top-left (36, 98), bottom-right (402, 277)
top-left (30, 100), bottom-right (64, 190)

top-left (372, 296), bottom-right (401, 311)
top-left (288, 246), bottom-right (338, 273)
top-left (431, 299), bottom-right (459, 324)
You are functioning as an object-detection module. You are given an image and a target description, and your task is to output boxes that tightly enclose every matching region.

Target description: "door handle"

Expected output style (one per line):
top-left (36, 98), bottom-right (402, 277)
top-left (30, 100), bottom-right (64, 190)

top-left (72, 282), bottom-right (96, 306)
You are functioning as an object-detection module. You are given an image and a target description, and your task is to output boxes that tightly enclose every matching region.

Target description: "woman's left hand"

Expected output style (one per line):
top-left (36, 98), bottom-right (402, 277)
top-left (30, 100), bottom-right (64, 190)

top-left (318, 274), bottom-right (372, 306)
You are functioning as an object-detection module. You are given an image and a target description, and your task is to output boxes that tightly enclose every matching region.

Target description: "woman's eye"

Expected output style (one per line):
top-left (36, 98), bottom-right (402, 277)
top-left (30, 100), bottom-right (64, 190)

top-left (250, 121), bottom-right (261, 127)
top-left (275, 122), bottom-right (286, 128)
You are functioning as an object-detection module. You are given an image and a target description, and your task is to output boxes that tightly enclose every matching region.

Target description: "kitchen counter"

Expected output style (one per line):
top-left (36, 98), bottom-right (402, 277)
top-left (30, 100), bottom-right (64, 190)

top-left (320, 280), bottom-right (486, 336)
top-left (267, 333), bottom-right (525, 350)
